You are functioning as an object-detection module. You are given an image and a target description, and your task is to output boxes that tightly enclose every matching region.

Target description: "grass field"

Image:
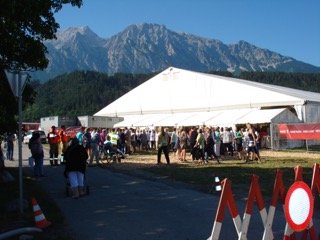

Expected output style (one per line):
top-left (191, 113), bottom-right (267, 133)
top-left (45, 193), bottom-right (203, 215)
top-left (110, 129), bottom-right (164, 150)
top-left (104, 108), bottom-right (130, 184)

top-left (0, 148), bottom-right (319, 239)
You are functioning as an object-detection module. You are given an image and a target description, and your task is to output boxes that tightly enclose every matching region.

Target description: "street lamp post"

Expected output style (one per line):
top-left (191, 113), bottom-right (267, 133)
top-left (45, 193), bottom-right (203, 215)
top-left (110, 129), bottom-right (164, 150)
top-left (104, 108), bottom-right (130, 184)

top-left (5, 70), bottom-right (29, 214)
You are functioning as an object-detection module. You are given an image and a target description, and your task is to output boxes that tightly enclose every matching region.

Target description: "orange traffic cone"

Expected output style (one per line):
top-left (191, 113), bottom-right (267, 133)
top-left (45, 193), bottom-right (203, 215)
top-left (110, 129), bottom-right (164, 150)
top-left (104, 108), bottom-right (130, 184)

top-left (32, 197), bottom-right (51, 228)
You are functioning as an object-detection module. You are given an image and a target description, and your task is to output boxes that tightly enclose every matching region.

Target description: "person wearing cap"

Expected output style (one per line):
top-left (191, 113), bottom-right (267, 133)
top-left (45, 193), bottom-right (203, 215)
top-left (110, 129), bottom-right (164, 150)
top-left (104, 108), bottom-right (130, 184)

top-left (29, 132), bottom-right (44, 177)
top-left (47, 126), bottom-right (60, 166)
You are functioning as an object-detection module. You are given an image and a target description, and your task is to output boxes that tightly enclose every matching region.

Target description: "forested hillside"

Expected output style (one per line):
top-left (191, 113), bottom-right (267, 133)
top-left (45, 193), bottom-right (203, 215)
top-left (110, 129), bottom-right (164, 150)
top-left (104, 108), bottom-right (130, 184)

top-left (23, 71), bottom-right (156, 120)
top-left (238, 72), bottom-right (320, 91)
top-left (23, 71), bottom-right (320, 121)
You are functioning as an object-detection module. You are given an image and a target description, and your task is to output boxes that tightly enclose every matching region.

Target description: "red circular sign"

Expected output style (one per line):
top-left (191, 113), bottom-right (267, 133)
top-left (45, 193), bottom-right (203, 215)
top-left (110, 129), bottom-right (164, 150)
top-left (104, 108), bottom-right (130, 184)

top-left (284, 181), bottom-right (314, 232)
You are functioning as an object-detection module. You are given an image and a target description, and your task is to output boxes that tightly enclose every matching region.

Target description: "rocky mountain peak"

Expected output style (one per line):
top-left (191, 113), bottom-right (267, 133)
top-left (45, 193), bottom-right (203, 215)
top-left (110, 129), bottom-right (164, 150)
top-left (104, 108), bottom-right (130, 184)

top-left (32, 23), bottom-right (320, 82)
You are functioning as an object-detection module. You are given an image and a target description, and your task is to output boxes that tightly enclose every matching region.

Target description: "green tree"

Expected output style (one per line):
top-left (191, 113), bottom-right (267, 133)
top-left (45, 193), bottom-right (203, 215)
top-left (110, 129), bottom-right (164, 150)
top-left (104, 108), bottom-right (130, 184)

top-left (0, 0), bottom-right (83, 133)
top-left (23, 71), bottom-right (157, 120)
top-left (0, 0), bottom-right (83, 71)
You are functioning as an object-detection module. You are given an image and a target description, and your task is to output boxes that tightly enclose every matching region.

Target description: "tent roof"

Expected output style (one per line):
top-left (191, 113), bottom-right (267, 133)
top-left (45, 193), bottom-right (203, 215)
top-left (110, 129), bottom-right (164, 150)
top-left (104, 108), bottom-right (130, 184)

top-left (204, 109), bottom-right (255, 126)
top-left (234, 108), bottom-right (291, 124)
top-left (113, 108), bottom-right (299, 128)
top-left (94, 67), bottom-right (320, 117)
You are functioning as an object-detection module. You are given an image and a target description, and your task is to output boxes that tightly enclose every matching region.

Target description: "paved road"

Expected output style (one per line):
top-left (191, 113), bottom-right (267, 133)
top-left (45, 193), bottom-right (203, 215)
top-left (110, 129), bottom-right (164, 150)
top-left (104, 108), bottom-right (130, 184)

top-left (5, 143), bottom-right (320, 240)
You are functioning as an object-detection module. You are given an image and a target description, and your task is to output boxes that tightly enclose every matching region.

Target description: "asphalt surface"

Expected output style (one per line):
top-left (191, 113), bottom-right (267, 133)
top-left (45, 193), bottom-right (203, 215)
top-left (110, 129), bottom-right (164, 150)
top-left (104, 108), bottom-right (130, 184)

top-left (5, 143), bottom-right (320, 240)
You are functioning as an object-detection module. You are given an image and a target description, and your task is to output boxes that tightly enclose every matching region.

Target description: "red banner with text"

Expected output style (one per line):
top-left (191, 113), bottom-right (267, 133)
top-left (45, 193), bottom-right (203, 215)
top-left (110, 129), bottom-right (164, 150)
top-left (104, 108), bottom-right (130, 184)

top-left (278, 123), bottom-right (320, 140)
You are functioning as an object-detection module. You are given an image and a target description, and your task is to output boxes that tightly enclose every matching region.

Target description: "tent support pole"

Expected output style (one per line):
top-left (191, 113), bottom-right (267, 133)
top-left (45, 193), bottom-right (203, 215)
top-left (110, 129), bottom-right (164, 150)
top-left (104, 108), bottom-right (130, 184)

top-left (306, 139), bottom-right (309, 152)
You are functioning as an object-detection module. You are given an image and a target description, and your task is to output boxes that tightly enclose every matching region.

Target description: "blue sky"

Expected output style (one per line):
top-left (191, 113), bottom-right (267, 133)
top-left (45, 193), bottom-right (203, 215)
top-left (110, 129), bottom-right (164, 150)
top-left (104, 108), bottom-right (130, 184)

top-left (55, 0), bottom-right (320, 67)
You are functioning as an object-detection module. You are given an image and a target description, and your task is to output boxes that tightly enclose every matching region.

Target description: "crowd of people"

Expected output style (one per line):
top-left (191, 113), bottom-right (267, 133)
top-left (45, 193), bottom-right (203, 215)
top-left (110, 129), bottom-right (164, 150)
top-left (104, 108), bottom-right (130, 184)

top-left (0, 123), bottom-right (262, 197)
top-left (0, 122), bottom-right (262, 174)
top-left (76, 123), bottom-right (262, 165)
top-left (45, 123), bottom-right (263, 168)
top-left (0, 123), bottom-right (263, 169)
top-left (37, 125), bottom-right (154, 168)
top-left (157, 123), bottom-right (262, 164)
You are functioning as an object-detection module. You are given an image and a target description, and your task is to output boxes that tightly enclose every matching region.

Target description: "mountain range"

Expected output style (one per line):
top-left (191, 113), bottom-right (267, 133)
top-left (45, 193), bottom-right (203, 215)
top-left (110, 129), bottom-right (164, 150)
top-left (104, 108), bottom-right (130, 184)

top-left (31, 23), bottom-right (320, 82)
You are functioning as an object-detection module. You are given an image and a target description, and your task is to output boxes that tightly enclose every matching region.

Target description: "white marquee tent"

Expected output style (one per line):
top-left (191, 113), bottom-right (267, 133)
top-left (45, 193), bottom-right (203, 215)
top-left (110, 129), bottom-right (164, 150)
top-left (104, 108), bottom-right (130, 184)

top-left (112, 108), bottom-right (300, 128)
top-left (94, 67), bottom-right (320, 128)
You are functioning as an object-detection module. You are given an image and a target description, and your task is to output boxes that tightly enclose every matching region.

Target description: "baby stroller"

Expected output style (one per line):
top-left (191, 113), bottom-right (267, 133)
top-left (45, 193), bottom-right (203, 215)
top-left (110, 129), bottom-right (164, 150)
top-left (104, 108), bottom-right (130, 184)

top-left (65, 171), bottom-right (90, 197)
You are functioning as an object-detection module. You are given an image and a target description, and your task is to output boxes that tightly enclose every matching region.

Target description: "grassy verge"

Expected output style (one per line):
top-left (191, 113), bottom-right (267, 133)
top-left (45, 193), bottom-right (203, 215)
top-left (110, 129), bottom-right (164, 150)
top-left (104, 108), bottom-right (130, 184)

top-left (0, 168), bottom-right (73, 240)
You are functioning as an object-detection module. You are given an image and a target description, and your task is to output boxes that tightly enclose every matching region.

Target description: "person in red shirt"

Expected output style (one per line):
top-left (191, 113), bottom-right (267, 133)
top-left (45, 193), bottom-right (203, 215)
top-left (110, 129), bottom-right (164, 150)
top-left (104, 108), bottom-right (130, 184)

top-left (58, 125), bottom-right (69, 164)
top-left (47, 126), bottom-right (60, 166)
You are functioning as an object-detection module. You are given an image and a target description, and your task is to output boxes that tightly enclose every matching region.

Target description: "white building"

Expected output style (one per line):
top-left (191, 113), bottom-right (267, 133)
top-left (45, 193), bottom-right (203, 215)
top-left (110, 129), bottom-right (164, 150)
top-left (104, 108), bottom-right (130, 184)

top-left (77, 115), bottom-right (123, 129)
top-left (40, 115), bottom-right (124, 134)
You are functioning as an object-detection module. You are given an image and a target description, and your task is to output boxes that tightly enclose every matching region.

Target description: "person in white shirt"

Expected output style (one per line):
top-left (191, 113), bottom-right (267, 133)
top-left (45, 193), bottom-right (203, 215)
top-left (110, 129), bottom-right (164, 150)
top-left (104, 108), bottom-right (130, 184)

top-left (149, 130), bottom-right (156, 149)
top-left (146, 130), bottom-right (151, 150)
top-left (223, 127), bottom-right (233, 156)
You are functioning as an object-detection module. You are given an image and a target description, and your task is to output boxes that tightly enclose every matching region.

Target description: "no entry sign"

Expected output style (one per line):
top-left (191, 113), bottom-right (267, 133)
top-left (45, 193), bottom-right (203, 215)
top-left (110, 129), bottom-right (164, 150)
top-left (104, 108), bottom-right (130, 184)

top-left (284, 181), bottom-right (314, 232)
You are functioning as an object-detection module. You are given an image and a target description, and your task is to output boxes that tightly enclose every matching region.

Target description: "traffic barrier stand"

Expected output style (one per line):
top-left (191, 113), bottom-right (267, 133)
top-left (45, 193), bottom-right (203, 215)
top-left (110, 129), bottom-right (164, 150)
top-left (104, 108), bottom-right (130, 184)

top-left (208, 178), bottom-right (242, 240)
top-left (310, 164), bottom-right (320, 240)
top-left (283, 165), bottom-right (317, 240)
top-left (239, 175), bottom-right (270, 240)
top-left (207, 163), bottom-right (319, 240)
top-left (290, 165), bottom-right (318, 240)
top-left (32, 197), bottom-right (51, 228)
top-left (263, 169), bottom-right (286, 240)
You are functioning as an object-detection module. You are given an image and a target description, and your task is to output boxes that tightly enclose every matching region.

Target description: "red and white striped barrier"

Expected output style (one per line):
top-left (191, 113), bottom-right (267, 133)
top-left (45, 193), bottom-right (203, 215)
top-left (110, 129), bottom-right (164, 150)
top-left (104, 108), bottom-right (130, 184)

top-left (208, 163), bottom-right (320, 240)
top-left (239, 175), bottom-right (271, 240)
top-left (208, 179), bottom-right (241, 240)
top-left (262, 170), bottom-right (285, 240)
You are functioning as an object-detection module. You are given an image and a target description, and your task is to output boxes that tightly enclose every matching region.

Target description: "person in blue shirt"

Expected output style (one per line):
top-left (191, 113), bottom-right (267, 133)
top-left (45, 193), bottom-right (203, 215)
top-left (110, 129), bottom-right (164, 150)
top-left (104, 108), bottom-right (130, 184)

top-left (5, 132), bottom-right (15, 160)
top-left (76, 127), bottom-right (85, 146)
